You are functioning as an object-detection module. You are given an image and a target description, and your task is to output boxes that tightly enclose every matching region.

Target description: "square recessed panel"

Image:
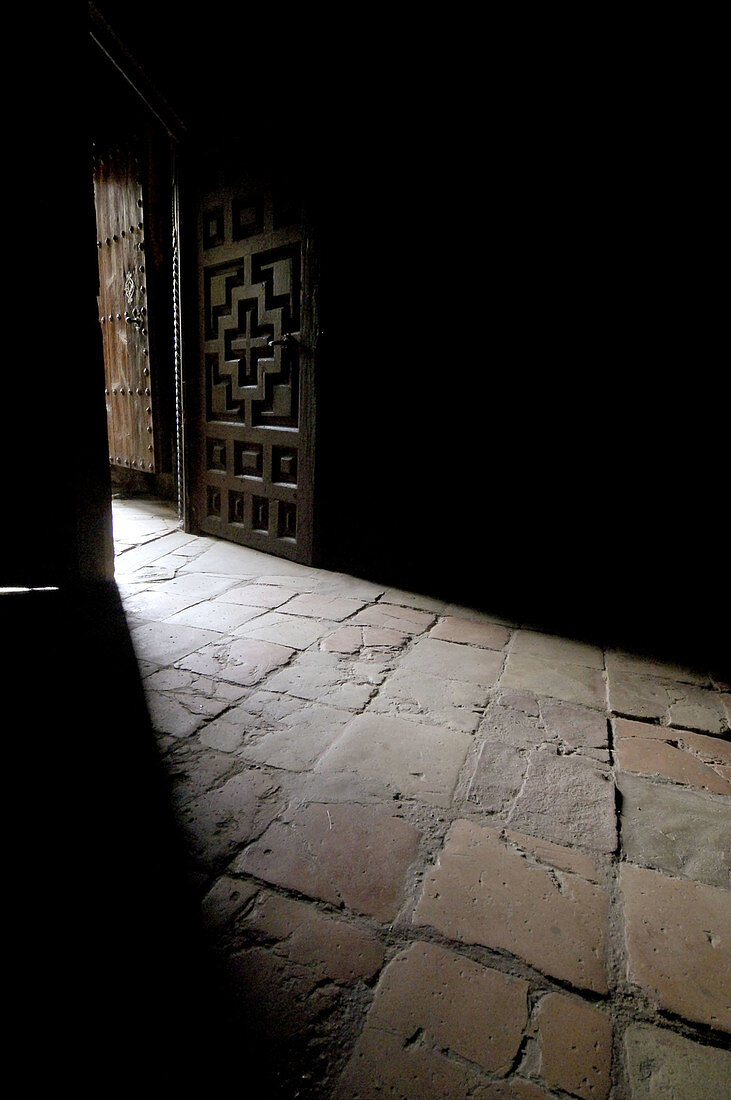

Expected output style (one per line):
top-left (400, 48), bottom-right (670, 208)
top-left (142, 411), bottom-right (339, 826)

top-left (272, 445), bottom-right (297, 485)
top-left (203, 206), bottom-right (224, 249)
top-left (278, 501), bottom-right (297, 539)
top-left (206, 486), bottom-right (222, 516)
top-left (206, 437), bottom-right (227, 472)
top-left (228, 490), bottom-right (247, 525)
top-left (233, 196), bottom-right (264, 240)
top-left (252, 495), bottom-right (269, 533)
top-left (234, 440), bottom-right (263, 479)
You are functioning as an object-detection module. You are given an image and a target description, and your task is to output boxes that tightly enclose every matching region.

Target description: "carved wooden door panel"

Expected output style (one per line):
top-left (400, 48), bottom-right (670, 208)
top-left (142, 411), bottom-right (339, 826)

top-left (93, 144), bottom-right (156, 472)
top-left (190, 172), bottom-right (318, 564)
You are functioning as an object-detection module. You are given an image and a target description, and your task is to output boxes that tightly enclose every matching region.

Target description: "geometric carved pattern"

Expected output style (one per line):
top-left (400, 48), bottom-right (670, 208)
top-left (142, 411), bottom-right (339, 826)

top-left (195, 178), bottom-right (313, 562)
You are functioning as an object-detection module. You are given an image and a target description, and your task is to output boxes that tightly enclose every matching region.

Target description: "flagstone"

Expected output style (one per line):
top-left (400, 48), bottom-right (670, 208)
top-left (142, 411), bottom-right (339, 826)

top-left (621, 862), bottom-right (731, 1031)
top-left (231, 802), bottom-right (420, 921)
top-left (413, 820), bottom-right (609, 992)
top-left (314, 712), bottom-right (472, 805)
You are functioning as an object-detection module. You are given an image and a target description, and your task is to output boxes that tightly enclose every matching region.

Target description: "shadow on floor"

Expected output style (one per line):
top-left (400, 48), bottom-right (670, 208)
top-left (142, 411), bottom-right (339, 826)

top-left (4, 582), bottom-right (271, 1091)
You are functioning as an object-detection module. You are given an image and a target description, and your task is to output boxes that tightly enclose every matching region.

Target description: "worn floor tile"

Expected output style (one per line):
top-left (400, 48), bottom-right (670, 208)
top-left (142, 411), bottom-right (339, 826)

top-left (369, 667), bottom-right (488, 731)
top-left (413, 821), bottom-right (609, 992)
top-left (276, 592), bottom-right (366, 620)
top-left (242, 890), bottom-right (384, 982)
top-left (429, 615), bottom-right (511, 650)
top-left (466, 741), bottom-right (529, 813)
top-left (129, 621), bottom-right (222, 666)
top-left (177, 767), bottom-right (284, 872)
top-left (510, 630), bottom-right (605, 669)
top-left (231, 802), bottom-right (420, 921)
top-left (609, 672), bottom-right (728, 734)
top-left (624, 1024), bottom-right (731, 1099)
top-left (221, 582), bottom-right (298, 608)
top-left (535, 992), bottom-right (612, 1100)
top-left (621, 862), bottom-right (731, 1031)
top-left (618, 773), bottom-right (731, 887)
top-left (615, 716), bottom-right (731, 794)
top-left (177, 636), bottom-right (294, 685)
top-left (163, 600), bottom-right (266, 632)
top-left (234, 610), bottom-right (335, 650)
top-left (351, 602), bottom-right (436, 635)
top-left (507, 744), bottom-right (617, 852)
top-left (398, 637), bottom-right (504, 685)
top-left (500, 651), bottom-right (607, 709)
top-left (321, 624), bottom-right (408, 653)
top-left (238, 702), bottom-right (353, 770)
top-left (336, 940), bottom-right (528, 1093)
top-left (165, 745), bottom-right (243, 805)
top-left (540, 699), bottom-right (609, 752)
top-left (314, 712), bottom-right (473, 805)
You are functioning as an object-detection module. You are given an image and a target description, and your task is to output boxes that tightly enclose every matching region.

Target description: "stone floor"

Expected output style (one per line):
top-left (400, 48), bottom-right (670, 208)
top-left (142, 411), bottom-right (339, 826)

top-left (111, 496), bottom-right (730, 1099)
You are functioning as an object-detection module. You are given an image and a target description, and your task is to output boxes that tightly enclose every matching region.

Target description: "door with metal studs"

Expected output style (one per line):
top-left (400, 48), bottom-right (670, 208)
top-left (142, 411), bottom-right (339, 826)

top-left (190, 168), bottom-right (318, 565)
top-left (93, 143), bottom-right (156, 473)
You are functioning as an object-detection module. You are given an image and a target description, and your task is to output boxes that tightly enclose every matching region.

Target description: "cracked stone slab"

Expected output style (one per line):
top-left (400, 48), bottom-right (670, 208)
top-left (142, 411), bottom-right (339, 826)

top-left (221, 582), bottom-right (300, 608)
top-left (413, 821), bottom-right (609, 992)
top-left (624, 1024), bottom-right (731, 1099)
top-left (145, 687), bottom-right (236, 738)
top-left (397, 637), bottom-right (504, 686)
top-left (429, 615), bottom-right (511, 650)
top-left (177, 636), bottom-right (294, 686)
top-left (238, 702), bottom-right (353, 770)
top-left (615, 717), bottom-right (730, 795)
top-left (617, 773), bottom-right (731, 888)
top-left (535, 992), bottom-right (612, 1100)
top-left (274, 592), bottom-right (367, 620)
top-left (507, 744), bottom-right (618, 852)
top-left (241, 890), bottom-right (384, 983)
top-left (620, 862), bottom-right (731, 1031)
top-left (465, 742), bottom-right (530, 813)
top-left (608, 672), bottom-right (728, 733)
top-left (165, 746), bottom-right (244, 805)
top-left (320, 624), bottom-right (408, 654)
top-left (263, 649), bottom-right (349, 699)
top-left (195, 691), bottom-right (348, 760)
top-left (162, 600), bottom-right (266, 633)
top-left (233, 611), bottom-right (336, 650)
top-left (539, 699), bottom-right (609, 753)
top-left (369, 667), bottom-right (489, 731)
top-left (231, 802), bottom-right (420, 921)
top-left (200, 875), bottom-right (259, 930)
top-left (178, 768), bottom-right (284, 871)
top-left (121, 571), bottom-right (241, 619)
top-left (350, 603), bottom-right (437, 635)
top-left (314, 712), bottom-right (473, 806)
top-left (500, 651), bottom-right (607, 709)
top-left (335, 941), bottom-right (529, 1099)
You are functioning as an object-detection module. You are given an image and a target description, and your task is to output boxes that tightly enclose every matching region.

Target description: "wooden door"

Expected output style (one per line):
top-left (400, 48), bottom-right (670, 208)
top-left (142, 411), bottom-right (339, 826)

top-left (190, 169), bottom-right (318, 564)
top-left (93, 144), bottom-right (157, 472)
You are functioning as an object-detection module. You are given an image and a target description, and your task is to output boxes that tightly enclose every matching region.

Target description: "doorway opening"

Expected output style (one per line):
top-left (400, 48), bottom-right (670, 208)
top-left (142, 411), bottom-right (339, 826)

top-left (89, 9), bottom-right (186, 552)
